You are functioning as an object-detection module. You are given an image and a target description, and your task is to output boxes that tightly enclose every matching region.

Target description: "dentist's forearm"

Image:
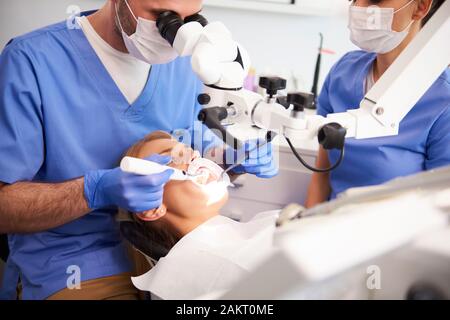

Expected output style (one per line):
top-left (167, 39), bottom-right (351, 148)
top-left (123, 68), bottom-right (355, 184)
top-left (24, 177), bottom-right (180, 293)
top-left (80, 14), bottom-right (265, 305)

top-left (0, 179), bottom-right (90, 234)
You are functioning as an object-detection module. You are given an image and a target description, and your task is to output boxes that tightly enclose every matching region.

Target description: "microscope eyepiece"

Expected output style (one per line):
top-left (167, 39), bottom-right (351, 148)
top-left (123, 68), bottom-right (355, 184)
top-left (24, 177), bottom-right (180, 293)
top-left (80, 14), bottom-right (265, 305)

top-left (156, 11), bottom-right (184, 46)
top-left (184, 13), bottom-right (208, 26)
top-left (157, 11), bottom-right (209, 46)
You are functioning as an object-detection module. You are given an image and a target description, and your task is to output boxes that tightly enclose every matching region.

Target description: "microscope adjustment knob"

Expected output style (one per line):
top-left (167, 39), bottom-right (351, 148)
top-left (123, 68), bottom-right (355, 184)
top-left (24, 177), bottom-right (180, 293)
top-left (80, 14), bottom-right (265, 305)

top-left (197, 94), bottom-right (211, 106)
top-left (276, 96), bottom-right (290, 109)
top-left (259, 77), bottom-right (287, 97)
top-left (318, 122), bottom-right (347, 150)
top-left (287, 92), bottom-right (315, 112)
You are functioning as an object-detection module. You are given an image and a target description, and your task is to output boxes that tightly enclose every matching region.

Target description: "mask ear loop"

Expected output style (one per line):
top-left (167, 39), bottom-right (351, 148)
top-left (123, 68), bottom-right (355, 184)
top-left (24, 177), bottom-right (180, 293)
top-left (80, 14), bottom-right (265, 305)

top-left (393, 0), bottom-right (416, 14)
top-left (115, 0), bottom-right (139, 36)
top-left (396, 0), bottom-right (433, 23)
top-left (393, 0), bottom-right (417, 33)
top-left (398, 19), bottom-right (415, 33)
top-left (115, 1), bottom-right (126, 33)
top-left (123, 0), bottom-right (139, 21)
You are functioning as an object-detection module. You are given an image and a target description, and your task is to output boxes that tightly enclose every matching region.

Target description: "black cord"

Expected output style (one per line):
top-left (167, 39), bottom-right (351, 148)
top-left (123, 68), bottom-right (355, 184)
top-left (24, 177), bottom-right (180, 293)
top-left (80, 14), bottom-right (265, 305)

top-left (285, 137), bottom-right (345, 173)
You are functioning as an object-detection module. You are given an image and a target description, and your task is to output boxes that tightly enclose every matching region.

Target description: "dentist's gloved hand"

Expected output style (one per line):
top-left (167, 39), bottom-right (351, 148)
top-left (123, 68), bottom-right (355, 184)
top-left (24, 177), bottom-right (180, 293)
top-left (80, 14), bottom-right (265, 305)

top-left (227, 140), bottom-right (278, 178)
top-left (84, 154), bottom-right (173, 213)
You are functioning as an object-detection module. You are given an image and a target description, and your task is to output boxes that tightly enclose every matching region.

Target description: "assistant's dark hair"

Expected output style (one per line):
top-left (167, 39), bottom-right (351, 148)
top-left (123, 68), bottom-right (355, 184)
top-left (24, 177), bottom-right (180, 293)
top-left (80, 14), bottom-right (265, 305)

top-left (123, 131), bottom-right (179, 256)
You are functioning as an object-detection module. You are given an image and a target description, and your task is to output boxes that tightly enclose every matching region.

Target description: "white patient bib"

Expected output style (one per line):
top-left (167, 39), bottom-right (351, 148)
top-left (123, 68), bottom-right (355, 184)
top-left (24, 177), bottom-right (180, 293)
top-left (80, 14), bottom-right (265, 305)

top-left (132, 211), bottom-right (280, 300)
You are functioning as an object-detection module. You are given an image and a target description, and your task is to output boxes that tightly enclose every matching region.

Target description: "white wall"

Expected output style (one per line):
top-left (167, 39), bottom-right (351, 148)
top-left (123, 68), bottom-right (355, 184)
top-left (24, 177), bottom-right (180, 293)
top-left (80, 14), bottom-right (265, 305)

top-left (0, 0), bottom-right (102, 47)
top-left (0, 0), bottom-right (356, 90)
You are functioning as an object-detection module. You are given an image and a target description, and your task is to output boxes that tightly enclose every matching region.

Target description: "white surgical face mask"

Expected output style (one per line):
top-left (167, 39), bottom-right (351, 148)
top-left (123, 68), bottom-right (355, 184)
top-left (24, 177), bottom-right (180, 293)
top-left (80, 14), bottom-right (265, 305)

top-left (348, 0), bottom-right (415, 54)
top-left (115, 0), bottom-right (178, 64)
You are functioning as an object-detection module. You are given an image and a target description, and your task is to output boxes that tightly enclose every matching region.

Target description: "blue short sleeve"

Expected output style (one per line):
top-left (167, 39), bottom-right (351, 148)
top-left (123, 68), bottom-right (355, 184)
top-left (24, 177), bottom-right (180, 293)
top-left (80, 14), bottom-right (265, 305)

top-left (425, 105), bottom-right (450, 170)
top-left (317, 72), bottom-right (333, 117)
top-left (317, 52), bottom-right (358, 117)
top-left (317, 55), bottom-right (347, 118)
top-left (0, 44), bottom-right (44, 183)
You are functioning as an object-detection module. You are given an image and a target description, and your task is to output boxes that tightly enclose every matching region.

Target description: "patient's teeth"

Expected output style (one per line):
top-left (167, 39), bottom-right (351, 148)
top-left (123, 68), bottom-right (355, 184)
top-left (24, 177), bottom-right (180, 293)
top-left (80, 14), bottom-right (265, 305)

top-left (187, 158), bottom-right (230, 187)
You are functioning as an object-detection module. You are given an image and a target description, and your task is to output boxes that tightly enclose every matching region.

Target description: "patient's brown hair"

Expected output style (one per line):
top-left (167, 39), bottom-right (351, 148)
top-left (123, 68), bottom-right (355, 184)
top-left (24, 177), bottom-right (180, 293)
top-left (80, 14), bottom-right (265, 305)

top-left (122, 131), bottom-right (179, 257)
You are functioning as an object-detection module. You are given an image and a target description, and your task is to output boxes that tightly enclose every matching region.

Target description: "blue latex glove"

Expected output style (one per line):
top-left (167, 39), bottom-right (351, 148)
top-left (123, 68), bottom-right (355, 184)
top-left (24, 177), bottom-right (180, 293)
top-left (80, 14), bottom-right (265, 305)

top-left (227, 140), bottom-right (278, 178)
top-left (84, 154), bottom-right (174, 212)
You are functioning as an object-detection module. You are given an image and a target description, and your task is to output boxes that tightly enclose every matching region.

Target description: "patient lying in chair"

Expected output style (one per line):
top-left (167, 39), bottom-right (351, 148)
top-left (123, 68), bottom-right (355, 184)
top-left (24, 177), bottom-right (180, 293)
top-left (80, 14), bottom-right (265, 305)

top-left (120, 131), bottom-right (278, 300)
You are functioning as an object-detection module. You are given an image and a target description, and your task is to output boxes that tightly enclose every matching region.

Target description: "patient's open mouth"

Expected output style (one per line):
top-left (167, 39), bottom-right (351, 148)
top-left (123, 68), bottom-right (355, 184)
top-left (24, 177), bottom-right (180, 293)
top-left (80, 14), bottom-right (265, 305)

top-left (185, 158), bottom-right (231, 204)
top-left (187, 158), bottom-right (229, 187)
top-left (191, 167), bottom-right (217, 185)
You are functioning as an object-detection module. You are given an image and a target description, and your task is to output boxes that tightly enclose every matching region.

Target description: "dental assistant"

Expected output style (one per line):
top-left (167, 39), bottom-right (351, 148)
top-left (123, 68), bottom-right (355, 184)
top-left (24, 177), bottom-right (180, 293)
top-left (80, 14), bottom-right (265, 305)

top-left (306, 0), bottom-right (450, 207)
top-left (0, 0), bottom-right (277, 300)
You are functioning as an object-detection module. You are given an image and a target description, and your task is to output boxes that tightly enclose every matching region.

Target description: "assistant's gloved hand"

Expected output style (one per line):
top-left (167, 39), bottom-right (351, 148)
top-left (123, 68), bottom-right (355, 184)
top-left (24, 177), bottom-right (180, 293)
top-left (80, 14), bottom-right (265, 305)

top-left (84, 154), bottom-right (173, 213)
top-left (227, 140), bottom-right (278, 178)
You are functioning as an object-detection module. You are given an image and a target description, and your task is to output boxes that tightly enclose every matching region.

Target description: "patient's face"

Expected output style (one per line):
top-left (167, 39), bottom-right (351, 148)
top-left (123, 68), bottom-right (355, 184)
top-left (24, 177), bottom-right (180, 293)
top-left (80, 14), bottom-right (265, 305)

top-left (130, 136), bottom-right (229, 222)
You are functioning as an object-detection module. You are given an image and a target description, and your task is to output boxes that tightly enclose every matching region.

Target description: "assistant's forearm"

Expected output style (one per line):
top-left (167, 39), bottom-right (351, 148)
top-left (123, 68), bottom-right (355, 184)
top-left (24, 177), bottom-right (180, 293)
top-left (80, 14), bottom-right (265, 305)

top-left (305, 146), bottom-right (331, 208)
top-left (0, 178), bottom-right (90, 233)
top-left (305, 173), bottom-right (331, 208)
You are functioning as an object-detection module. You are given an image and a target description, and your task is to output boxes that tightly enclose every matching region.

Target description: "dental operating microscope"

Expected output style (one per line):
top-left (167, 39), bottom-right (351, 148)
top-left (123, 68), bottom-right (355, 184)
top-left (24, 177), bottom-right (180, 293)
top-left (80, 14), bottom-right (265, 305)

top-left (156, 2), bottom-right (449, 173)
top-left (154, 2), bottom-right (450, 300)
top-left (156, 11), bottom-right (346, 172)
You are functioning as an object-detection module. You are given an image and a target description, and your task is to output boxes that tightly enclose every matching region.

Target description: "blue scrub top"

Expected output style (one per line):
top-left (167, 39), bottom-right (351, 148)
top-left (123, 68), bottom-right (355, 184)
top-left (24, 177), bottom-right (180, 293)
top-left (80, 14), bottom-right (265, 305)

top-left (318, 50), bottom-right (450, 200)
top-left (0, 13), bottom-right (219, 300)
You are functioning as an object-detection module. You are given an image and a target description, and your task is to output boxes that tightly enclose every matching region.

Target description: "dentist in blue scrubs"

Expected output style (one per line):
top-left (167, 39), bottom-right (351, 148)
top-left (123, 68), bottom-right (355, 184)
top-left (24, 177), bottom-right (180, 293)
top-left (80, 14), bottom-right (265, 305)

top-left (306, 0), bottom-right (450, 207)
top-left (0, 0), bottom-right (277, 300)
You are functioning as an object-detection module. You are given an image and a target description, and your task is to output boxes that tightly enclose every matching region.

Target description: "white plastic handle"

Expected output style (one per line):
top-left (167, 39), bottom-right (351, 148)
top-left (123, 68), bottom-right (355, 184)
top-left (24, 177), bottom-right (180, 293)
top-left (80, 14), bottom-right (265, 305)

top-left (120, 156), bottom-right (187, 181)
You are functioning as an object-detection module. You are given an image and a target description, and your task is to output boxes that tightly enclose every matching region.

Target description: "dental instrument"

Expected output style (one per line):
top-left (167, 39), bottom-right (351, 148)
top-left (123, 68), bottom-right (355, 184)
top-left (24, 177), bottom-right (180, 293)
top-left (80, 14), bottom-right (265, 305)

top-left (220, 139), bottom-right (270, 181)
top-left (120, 156), bottom-right (232, 188)
top-left (120, 156), bottom-right (199, 181)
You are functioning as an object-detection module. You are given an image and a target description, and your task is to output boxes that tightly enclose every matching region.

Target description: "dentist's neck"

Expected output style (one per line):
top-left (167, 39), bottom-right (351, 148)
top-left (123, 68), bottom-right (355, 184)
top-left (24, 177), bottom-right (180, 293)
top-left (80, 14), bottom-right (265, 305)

top-left (87, 1), bottom-right (128, 53)
top-left (373, 22), bottom-right (421, 82)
